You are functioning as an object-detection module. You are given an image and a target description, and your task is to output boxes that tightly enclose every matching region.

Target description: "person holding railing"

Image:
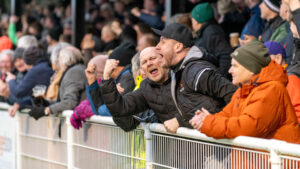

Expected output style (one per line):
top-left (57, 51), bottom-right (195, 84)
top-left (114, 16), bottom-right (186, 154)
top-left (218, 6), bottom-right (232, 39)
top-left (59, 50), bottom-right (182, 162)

top-left (6, 46), bottom-right (53, 118)
top-left (28, 46), bottom-right (86, 120)
top-left (87, 47), bottom-right (188, 133)
top-left (153, 23), bottom-right (237, 132)
top-left (190, 40), bottom-right (300, 144)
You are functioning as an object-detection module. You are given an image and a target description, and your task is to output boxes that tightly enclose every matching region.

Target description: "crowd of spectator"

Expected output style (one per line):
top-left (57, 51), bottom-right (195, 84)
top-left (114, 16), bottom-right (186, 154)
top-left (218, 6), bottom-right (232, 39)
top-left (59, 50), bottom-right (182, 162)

top-left (0, 0), bottom-right (299, 145)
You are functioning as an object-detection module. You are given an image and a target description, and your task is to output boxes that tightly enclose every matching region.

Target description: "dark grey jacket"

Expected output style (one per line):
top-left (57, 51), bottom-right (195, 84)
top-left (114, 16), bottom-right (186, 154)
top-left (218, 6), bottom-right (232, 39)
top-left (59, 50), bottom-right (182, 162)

top-left (171, 46), bottom-right (237, 126)
top-left (49, 64), bottom-right (86, 115)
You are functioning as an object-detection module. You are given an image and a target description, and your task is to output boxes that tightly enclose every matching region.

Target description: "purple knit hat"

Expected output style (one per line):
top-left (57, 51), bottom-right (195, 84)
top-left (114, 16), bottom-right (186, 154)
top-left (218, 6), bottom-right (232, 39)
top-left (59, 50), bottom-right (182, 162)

top-left (264, 41), bottom-right (287, 60)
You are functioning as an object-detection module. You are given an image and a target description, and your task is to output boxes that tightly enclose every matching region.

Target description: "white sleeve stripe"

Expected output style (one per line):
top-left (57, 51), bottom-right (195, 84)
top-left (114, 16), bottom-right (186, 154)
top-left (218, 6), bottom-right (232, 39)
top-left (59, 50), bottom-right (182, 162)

top-left (194, 68), bottom-right (211, 91)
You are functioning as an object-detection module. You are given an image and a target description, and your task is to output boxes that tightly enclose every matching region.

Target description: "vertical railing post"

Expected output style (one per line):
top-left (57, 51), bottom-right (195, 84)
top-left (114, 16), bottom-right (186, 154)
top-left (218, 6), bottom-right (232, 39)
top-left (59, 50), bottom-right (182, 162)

top-left (16, 114), bottom-right (21, 169)
top-left (65, 113), bottom-right (74, 169)
top-left (142, 123), bottom-right (153, 169)
top-left (270, 146), bottom-right (281, 169)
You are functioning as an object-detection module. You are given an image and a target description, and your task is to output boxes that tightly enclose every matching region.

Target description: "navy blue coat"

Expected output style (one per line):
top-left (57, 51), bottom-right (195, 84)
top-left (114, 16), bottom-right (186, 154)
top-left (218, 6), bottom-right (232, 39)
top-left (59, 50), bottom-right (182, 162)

top-left (8, 57), bottom-right (53, 101)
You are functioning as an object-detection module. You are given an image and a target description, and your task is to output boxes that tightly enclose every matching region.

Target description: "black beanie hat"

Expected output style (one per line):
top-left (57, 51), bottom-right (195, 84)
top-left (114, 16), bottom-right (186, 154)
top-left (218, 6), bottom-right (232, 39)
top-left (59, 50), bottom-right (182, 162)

top-left (23, 46), bottom-right (42, 65)
top-left (13, 47), bottom-right (25, 63)
top-left (263, 0), bottom-right (281, 13)
top-left (109, 41), bottom-right (136, 67)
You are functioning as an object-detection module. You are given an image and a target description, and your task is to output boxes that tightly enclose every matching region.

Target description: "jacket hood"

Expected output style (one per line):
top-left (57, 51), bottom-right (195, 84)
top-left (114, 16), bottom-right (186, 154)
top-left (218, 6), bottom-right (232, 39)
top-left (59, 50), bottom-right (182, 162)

top-left (240, 61), bottom-right (288, 97)
top-left (177, 46), bottom-right (204, 71)
top-left (255, 61), bottom-right (288, 85)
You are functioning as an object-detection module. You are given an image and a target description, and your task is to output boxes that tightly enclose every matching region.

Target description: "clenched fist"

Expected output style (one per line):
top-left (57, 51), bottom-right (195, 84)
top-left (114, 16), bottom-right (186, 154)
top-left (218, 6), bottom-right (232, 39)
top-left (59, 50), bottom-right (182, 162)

top-left (103, 59), bottom-right (119, 80)
top-left (85, 63), bottom-right (97, 85)
top-left (163, 117), bottom-right (179, 134)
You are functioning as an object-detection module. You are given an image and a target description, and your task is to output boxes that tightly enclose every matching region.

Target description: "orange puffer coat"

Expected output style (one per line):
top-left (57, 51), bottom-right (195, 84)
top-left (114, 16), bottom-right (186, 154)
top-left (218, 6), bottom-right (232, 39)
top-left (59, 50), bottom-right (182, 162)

top-left (201, 61), bottom-right (300, 144)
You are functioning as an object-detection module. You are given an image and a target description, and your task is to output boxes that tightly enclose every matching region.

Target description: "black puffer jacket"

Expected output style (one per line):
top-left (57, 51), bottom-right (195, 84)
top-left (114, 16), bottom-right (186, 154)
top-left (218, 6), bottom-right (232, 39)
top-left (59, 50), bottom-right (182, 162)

top-left (99, 77), bottom-right (188, 127)
top-left (171, 46), bottom-right (237, 126)
top-left (194, 21), bottom-right (232, 78)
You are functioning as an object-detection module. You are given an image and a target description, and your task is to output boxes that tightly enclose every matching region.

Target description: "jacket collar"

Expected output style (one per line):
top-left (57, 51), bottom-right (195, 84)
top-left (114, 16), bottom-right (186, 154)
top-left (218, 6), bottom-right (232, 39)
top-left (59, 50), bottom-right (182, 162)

top-left (148, 72), bottom-right (171, 87)
top-left (196, 20), bottom-right (216, 38)
top-left (115, 64), bottom-right (131, 83)
top-left (251, 3), bottom-right (260, 13)
top-left (266, 15), bottom-right (284, 30)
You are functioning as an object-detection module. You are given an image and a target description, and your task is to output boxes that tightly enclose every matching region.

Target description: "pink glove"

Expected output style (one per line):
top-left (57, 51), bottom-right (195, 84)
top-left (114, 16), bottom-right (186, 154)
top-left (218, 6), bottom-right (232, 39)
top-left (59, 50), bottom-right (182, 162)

top-left (70, 99), bottom-right (94, 129)
top-left (70, 111), bottom-right (82, 129)
top-left (76, 99), bottom-right (94, 121)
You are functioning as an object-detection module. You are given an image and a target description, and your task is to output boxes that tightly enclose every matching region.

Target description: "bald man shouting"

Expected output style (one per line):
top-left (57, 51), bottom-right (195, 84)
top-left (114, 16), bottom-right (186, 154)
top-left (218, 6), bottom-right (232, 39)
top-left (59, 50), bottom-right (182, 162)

top-left (86, 47), bottom-right (185, 133)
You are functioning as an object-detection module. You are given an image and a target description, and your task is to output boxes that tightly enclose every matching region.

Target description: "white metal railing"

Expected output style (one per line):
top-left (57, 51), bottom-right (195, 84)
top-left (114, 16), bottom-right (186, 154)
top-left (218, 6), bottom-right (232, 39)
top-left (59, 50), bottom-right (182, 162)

top-left (0, 103), bottom-right (299, 169)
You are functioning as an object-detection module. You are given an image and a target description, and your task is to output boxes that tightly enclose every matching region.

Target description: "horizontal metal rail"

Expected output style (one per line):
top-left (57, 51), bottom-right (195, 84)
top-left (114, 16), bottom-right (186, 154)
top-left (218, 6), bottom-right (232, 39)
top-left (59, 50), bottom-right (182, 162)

top-left (21, 153), bottom-right (67, 167)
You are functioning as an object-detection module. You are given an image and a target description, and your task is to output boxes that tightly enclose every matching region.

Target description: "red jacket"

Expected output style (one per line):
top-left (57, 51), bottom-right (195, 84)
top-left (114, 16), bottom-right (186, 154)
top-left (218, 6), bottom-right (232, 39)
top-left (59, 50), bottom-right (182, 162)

top-left (201, 61), bottom-right (300, 144)
top-left (0, 36), bottom-right (12, 52)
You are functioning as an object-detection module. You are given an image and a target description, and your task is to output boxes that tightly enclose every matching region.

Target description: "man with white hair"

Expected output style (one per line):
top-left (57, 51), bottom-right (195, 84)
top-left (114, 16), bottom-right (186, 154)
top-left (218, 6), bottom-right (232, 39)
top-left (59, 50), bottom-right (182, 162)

top-left (0, 50), bottom-right (14, 81)
top-left (17, 35), bottom-right (38, 49)
top-left (0, 50), bottom-right (14, 104)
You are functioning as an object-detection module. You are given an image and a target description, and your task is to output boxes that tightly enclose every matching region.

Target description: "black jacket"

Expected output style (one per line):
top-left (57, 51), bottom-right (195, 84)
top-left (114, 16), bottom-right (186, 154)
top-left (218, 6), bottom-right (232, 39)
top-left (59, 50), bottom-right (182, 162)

top-left (287, 38), bottom-right (300, 78)
top-left (287, 9), bottom-right (300, 77)
top-left (261, 15), bottom-right (285, 42)
top-left (291, 9), bottom-right (300, 66)
top-left (103, 39), bottom-right (120, 52)
top-left (194, 21), bottom-right (232, 78)
top-left (99, 77), bottom-right (187, 127)
top-left (171, 46), bottom-right (237, 126)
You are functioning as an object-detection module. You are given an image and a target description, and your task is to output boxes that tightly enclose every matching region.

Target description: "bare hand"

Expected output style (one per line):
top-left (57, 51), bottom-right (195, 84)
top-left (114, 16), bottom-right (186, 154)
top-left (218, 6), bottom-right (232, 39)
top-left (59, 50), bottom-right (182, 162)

top-left (0, 84), bottom-right (10, 98)
top-left (163, 117), bottom-right (179, 134)
top-left (116, 83), bottom-right (124, 94)
top-left (5, 72), bottom-right (16, 82)
top-left (189, 107), bottom-right (210, 131)
top-left (239, 35), bottom-right (256, 46)
top-left (85, 64), bottom-right (97, 85)
top-left (9, 103), bottom-right (20, 117)
top-left (103, 59), bottom-right (119, 80)
top-left (10, 15), bottom-right (19, 23)
top-left (131, 7), bottom-right (141, 17)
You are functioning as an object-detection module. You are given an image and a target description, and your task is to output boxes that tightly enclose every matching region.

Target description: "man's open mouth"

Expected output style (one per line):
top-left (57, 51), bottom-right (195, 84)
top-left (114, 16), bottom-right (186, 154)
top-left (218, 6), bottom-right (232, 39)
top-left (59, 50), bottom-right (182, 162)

top-left (149, 68), bottom-right (158, 75)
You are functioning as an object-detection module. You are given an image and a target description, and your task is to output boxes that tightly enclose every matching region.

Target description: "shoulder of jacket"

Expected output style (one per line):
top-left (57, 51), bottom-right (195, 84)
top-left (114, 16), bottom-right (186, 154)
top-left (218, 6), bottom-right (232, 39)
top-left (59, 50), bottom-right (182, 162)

top-left (63, 65), bottom-right (86, 81)
top-left (68, 64), bottom-right (85, 74)
top-left (184, 60), bottom-right (215, 73)
top-left (255, 81), bottom-right (286, 94)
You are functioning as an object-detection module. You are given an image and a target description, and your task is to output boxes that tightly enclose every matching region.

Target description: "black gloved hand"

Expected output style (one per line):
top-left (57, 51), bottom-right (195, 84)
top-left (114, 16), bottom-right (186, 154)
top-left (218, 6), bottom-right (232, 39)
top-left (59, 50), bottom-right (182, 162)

top-left (28, 106), bottom-right (46, 120)
top-left (31, 96), bottom-right (49, 107)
